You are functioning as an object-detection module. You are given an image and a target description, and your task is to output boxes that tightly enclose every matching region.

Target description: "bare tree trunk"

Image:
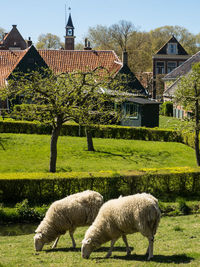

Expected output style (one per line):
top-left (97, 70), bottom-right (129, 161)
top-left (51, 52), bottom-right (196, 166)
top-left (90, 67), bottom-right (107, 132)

top-left (194, 83), bottom-right (200, 166)
top-left (85, 127), bottom-right (95, 151)
top-left (50, 126), bottom-right (61, 172)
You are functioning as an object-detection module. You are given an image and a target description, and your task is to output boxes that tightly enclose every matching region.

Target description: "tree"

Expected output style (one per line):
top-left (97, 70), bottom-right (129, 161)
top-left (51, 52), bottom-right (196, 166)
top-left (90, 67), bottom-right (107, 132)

top-left (0, 27), bottom-right (5, 41)
top-left (36, 33), bottom-right (64, 49)
top-left (1, 67), bottom-right (123, 171)
top-left (174, 63), bottom-right (200, 166)
top-left (149, 25), bottom-right (198, 55)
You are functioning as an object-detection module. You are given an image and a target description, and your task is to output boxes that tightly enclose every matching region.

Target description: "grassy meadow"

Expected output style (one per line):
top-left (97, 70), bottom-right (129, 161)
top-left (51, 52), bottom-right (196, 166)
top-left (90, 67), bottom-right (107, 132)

top-left (0, 133), bottom-right (197, 172)
top-left (0, 214), bottom-right (199, 267)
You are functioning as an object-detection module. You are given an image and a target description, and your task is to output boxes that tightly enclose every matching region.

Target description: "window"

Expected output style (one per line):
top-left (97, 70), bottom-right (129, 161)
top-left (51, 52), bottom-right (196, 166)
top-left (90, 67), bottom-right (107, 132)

top-left (167, 62), bottom-right (177, 73)
top-left (125, 103), bottom-right (138, 119)
top-left (156, 61), bottom-right (165, 74)
top-left (167, 43), bottom-right (177, 54)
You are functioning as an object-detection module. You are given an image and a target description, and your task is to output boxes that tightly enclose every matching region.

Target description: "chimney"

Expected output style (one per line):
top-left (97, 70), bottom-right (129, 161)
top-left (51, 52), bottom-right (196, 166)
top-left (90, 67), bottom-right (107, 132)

top-left (122, 50), bottom-right (128, 66)
top-left (27, 37), bottom-right (32, 47)
top-left (12, 25), bottom-right (17, 29)
top-left (84, 38), bottom-right (92, 50)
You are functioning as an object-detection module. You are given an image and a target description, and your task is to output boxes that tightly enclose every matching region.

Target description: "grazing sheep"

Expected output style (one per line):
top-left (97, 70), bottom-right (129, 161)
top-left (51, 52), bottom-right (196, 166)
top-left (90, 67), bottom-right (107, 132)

top-left (81, 193), bottom-right (160, 260)
top-left (34, 190), bottom-right (103, 251)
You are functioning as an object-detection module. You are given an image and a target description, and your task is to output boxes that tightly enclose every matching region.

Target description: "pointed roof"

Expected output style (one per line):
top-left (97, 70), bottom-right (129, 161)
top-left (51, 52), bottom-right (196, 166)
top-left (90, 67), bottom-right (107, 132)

top-left (0, 45), bottom-right (48, 86)
top-left (66, 13), bottom-right (74, 28)
top-left (117, 64), bottom-right (147, 95)
top-left (0, 25), bottom-right (27, 50)
top-left (155, 35), bottom-right (188, 55)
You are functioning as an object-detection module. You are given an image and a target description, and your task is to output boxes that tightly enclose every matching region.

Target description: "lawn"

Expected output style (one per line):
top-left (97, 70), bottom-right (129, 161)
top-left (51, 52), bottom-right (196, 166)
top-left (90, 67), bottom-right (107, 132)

top-left (0, 133), bottom-right (197, 172)
top-left (0, 214), bottom-right (199, 267)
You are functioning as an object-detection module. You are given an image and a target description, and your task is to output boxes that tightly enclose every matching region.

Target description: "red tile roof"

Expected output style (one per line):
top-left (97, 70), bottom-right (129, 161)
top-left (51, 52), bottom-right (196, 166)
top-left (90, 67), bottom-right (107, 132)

top-left (38, 49), bottom-right (122, 74)
top-left (0, 47), bottom-right (122, 87)
top-left (0, 48), bottom-right (29, 86)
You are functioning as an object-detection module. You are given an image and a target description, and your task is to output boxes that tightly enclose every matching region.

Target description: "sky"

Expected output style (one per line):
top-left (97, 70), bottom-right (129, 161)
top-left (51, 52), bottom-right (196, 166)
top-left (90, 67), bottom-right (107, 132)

top-left (1, 0), bottom-right (200, 45)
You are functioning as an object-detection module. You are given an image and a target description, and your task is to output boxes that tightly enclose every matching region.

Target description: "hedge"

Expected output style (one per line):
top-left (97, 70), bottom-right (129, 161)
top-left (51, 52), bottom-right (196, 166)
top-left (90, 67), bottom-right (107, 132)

top-left (0, 120), bottom-right (183, 142)
top-left (0, 167), bottom-right (200, 204)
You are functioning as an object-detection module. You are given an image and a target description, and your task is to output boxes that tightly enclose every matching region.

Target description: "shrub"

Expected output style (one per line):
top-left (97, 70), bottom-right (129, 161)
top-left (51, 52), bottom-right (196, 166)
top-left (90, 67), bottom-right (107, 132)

top-left (176, 198), bottom-right (191, 215)
top-left (161, 101), bottom-right (173, 117)
top-left (0, 120), bottom-right (183, 142)
top-left (0, 168), bottom-right (200, 205)
top-left (15, 199), bottom-right (41, 221)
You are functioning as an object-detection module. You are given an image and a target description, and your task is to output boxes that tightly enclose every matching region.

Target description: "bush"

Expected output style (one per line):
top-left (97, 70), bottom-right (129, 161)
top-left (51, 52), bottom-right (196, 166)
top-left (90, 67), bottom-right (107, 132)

top-left (176, 197), bottom-right (191, 215)
top-left (161, 101), bottom-right (173, 117)
top-left (0, 120), bottom-right (183, 143)
top-left (15, 199), bottom-right (41, 221)
top-left (0, 168), bottom-right (200, 204)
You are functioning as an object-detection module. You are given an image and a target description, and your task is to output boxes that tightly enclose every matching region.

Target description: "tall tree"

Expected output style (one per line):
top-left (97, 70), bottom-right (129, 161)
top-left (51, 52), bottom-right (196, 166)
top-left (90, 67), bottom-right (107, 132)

top-left (174, 63), bottom-right (200, 166)
top-left (36, 33), bottom-right (63, 49)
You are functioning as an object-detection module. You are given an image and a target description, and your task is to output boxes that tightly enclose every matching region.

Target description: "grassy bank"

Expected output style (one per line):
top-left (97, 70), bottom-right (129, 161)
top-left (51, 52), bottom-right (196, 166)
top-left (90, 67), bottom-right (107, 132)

top-left (0, 214), bottom-right (199, 267)
top-left (0, 133), bottom-right (196, 172)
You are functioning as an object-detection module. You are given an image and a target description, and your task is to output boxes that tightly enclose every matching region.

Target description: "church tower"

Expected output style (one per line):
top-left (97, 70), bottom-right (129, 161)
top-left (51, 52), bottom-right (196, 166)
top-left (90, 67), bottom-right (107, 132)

top-left (65, 9), bottom-right (75, 50)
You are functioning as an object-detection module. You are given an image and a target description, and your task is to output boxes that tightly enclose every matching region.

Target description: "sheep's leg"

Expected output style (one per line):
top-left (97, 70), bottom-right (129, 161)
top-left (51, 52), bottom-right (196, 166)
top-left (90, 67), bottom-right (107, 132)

top-left (69, 230), bottom-right (76, 248)
top-left (105, 238), bottom-right (117, 258)
top-left (122, 235), bottom-right (132, 255)
top-left (147, 237), bottom-right (154, 260)
top-left (52, 236), bottom-right (60, 249)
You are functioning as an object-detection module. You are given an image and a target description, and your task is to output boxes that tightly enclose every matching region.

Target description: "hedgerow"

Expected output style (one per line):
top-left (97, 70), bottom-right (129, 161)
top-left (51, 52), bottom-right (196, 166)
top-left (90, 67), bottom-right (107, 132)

top-left (0, 167), bottom-right (199, 204)
top-left (0, 120), bottom-right (182, 142)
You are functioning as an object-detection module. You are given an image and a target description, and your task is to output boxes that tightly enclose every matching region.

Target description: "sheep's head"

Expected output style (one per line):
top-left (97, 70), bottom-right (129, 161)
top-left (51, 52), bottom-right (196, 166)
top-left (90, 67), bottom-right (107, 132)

top-left (81, 238), bottom-right (99, 259)
top-left (34, 233), bottom-right (45, 251)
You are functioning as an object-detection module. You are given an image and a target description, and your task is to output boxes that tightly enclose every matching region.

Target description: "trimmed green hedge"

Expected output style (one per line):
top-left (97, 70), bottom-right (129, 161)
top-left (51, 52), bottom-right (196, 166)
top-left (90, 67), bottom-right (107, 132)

top-left (0, 168), bottom-right (200, 204)
top-left (0, 121), bottom-right (182, 142)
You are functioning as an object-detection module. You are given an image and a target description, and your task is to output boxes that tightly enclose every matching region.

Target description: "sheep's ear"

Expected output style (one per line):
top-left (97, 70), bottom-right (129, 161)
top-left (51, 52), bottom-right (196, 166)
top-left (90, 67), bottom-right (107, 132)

top-left (34, 233), bottom-right (42, 239)
top-left (82, 238), bottom-right (91, 245)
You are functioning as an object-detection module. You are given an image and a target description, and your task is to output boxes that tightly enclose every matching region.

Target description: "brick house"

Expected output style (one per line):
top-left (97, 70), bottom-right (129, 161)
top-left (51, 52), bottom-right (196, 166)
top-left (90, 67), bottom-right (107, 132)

top-left (152, 35), bottom-right (190, 99)
top-left (163, 51), bottom-right (200, 119)
top-left (0, 25), bottom-right (32, 50)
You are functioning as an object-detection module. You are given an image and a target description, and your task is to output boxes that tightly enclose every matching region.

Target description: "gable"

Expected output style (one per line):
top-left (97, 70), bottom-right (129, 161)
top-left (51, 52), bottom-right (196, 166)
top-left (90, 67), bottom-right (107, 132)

top-left (117, 64), bottom-right (147, 95)
top-left (156, 36), bottom-right (188, 56)
top-left (0, 25), bottom-right (27, 50)
top-left (11, 45), bottom-right (48, 75)
top-left (0, 46), bottom-right (48, 87)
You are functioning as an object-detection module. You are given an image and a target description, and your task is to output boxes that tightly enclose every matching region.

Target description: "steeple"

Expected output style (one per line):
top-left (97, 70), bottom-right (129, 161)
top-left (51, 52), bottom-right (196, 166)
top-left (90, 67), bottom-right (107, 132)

top-left (65, 8), bottom-right (75, 50)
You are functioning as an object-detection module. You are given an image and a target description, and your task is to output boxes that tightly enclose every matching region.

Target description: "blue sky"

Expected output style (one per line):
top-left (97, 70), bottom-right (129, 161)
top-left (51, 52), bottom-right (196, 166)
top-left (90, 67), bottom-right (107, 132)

top-left (1, 0), bottom-right (200, 45)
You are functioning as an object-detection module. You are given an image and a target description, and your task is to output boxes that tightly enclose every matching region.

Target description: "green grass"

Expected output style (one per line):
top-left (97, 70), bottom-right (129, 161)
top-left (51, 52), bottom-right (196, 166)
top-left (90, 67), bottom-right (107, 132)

top-left (0, 214), bottom-right (199, 266)
top-left (159, 115), bottom-right (191, 130)
top-left (0, 133), bottom-right (197, 172)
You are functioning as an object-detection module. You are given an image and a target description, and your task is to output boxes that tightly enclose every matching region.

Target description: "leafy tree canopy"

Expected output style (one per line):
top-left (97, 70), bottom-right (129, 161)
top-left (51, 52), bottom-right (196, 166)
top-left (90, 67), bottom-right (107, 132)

top-left (36, 33), bottom-right (64, 49)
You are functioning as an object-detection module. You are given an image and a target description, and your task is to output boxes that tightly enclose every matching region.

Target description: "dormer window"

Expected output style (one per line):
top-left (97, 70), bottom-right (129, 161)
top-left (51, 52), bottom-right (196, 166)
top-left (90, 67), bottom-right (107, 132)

top-left (167, 43), bottom-right (177, 54)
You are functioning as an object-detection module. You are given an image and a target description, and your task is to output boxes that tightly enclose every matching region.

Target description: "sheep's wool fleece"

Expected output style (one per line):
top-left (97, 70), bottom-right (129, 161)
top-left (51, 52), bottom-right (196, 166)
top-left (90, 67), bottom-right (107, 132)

top-left (35, 190), bottom-right (103, 242)
top-left (84, 193), bottom-right (160, 243)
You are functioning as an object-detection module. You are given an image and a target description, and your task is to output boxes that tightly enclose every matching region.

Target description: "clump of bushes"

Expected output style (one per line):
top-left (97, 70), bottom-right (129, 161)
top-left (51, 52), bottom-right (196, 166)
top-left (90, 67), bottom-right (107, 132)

top-left (176, 197), bottom-right (191, 215)
top-left (15, 199), bottom-right (42, 222)
top-left (160, 101), bottom-right (173, 117)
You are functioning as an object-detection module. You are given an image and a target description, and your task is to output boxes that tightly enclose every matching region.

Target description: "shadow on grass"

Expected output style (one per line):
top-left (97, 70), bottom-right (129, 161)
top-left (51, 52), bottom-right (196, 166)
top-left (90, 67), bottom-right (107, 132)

top-left (109, 253), bottom-right (193, 264)
top-left (45, 247), bottom-right (80, 253)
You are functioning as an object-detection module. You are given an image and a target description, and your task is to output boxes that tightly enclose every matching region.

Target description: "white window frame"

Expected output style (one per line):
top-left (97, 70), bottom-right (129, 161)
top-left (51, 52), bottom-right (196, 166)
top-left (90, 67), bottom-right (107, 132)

top-left (167, 43), bottom-right (177, 54)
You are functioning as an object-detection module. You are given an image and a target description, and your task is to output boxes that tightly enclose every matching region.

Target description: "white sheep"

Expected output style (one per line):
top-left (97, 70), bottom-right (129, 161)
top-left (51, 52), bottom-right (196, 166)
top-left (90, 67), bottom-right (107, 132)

top-left (34, 190), bottom-right (103, 251)
top-left (81, 193), bottom-right (161, 260)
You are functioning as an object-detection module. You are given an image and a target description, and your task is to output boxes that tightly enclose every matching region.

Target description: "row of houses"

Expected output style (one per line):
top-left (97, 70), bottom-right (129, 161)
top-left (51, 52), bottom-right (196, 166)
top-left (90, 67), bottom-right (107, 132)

top-left (0, 13), bottom-right (196, 126)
